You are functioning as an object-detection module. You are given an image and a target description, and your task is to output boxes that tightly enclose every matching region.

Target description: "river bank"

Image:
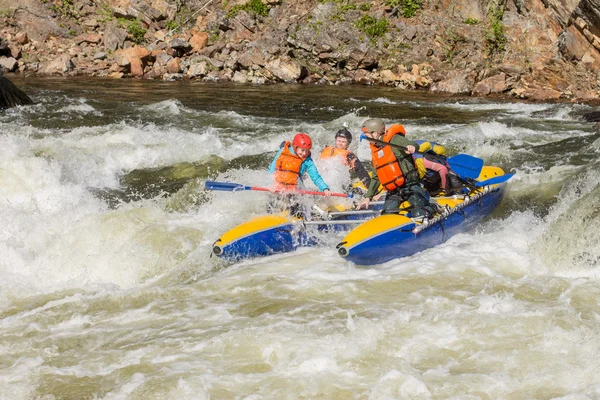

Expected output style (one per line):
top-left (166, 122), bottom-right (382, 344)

top-left (1, 0), bottom-right (599, 103)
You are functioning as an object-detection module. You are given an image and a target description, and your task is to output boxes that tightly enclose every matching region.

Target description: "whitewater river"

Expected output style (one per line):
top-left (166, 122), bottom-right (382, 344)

top-left (1, 77), bottom-right (600, 399)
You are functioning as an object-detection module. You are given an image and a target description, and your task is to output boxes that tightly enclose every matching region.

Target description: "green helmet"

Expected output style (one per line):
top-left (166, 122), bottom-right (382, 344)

top-left (361, 118), bottom-right (385, 134)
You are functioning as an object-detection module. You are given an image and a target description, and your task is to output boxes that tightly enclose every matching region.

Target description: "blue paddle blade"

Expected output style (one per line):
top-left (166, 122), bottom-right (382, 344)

top-left (205, 181), bottom-right (250, 191)
top-left (359, 133), bottom-right (367, 142)
top-left (475, 173), bottom-right (515, 187)
top-left (447, 154), bottom-right (484, 180)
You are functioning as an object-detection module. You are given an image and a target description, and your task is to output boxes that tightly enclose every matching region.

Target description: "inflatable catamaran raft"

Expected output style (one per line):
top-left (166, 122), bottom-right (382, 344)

top-left (336, 166), bottom-right (512, 265)
top-left (206, 158), bottom-right (514, 265)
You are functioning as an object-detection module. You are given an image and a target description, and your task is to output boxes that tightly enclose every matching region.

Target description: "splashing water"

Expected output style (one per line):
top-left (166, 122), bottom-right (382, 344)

top-left (1, 76), bottom-right (600, 399)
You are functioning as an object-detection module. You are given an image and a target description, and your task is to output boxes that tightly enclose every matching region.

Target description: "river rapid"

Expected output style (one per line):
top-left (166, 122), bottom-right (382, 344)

top-left (1, 77), bottom-right (600, 399)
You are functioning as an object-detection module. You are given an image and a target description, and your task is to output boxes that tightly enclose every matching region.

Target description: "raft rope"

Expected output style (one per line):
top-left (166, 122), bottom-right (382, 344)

top-left (412, 186), bottom-right (492, 234)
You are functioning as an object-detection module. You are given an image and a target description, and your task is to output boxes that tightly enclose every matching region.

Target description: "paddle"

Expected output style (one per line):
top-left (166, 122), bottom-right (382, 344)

top-left (303, 220), bottom-right (366, 225)
top-left (205, 180), bottom-right (353, 198)
top-left (446, 154), bottom-right (484, 180)
top-left (359, 134), bottom-right (484, 180)
top-left (475, 173), bottom-right (515, 187)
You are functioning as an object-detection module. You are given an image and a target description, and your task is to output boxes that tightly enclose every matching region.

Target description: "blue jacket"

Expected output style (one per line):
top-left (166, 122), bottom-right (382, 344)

top-left (269, 146), bottom-right (329, 192)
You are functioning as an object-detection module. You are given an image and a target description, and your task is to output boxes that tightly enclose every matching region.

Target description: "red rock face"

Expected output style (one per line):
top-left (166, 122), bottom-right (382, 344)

top-left (0, 0), bottom-right (598, 101)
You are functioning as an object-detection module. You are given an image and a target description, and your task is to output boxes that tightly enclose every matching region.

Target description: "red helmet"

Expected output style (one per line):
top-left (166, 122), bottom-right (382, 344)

top-left (292, 133), bottom-right (312, 149)
top-left (387, 124), bottom-right (406, 137)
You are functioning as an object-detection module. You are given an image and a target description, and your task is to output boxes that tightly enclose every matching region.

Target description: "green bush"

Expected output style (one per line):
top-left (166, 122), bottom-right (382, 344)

top-left (463, 17), bottom-right (479, 25)
top-left (385, 0), bottom-right (422, 18)
top-left (226, 0), bottom-right (270, 18)
top-left (355, 15), bottom-right (389, 40)
top-left (165, 20), bottom-right (179, 31)
top-left (50, 0), bottom-right (79, 20)
top-left (117, 18), bottom-right (147, 44)
top-left (484, 7), bottom-right (506, 55)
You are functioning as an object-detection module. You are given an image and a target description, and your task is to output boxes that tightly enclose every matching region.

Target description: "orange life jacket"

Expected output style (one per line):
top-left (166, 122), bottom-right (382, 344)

top-left (319, 146), bottom-right (355, 168)
top-left (369, 130), bottom-right (406, 191)
top-left (274, 141), bottom-right (304, 188)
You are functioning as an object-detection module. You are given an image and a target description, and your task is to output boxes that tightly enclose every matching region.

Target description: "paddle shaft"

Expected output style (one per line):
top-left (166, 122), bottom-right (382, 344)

top-left (205, 180), bottom-right (352, 198)
top-left (362, 135), bottom-right (484, 180)
top-left (250, 186), bottom-right (350, 198)
top-left (362, 135), bottom-right (419, 153)
top-left (303, 220), bottom-right (366, 225)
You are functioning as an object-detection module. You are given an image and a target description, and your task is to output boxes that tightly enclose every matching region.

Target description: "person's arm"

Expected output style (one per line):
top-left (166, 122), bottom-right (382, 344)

top-left (423, 158), bottom-right (448, 189)
top-left (364, 173), bottom-right (380, 199)
top-left (391, 136), bottom-right (419, 157)
top-left (301, 156), bottom-right (329, 192)
top-left (347, 152), bottom-right (372, 187)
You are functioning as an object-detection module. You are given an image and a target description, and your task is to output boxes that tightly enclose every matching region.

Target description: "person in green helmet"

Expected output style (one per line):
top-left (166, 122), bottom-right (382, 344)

top-left (356, 118), bottom-right (435, 218)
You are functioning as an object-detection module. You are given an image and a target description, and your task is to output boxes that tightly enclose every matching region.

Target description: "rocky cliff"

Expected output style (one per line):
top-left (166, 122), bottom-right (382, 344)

top-left (0, 0), bottom-right (599, 102)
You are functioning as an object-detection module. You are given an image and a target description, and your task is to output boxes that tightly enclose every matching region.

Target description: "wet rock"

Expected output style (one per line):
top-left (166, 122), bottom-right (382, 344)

top-left (0, 73), bottom-right (34, 107)
top-left (119, 155), bottom-right (228, 201)
top-left (228, 153), bottom-right (273, 170)
top-left (582, 111), bottom-right (600, 122)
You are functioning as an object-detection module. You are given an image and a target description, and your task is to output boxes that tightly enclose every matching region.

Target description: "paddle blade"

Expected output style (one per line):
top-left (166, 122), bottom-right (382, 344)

top-left (475, 173), bottom-right (515, 187)
top-left (205, 181), bottom-right (249, 191)
top-left (447, 154), bottom-right (484, 180)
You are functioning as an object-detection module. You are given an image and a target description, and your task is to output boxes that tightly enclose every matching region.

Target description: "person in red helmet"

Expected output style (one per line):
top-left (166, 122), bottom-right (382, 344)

top-left (320, 128), bottom-right (372, 189)
top-left (268, 133), bottom-right (331, 206)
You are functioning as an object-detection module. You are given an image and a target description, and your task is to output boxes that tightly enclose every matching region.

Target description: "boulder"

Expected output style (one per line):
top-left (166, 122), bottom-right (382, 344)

top-left (0, 57), bottom-right (18, 72)
top-left (0, 73), bottom-right (33, 107)
top-left (472, 73), bottom-right (507, 96)
top-left (103, 21), bottom-right (127, 51)
top-left (41, 54), bottom-right (74, 75)
top-left (189, 31), bottom-right (209, 52)
top-left (430, 73), bottom-right (474, 95)
top-left (114, 46), bottom-right (152, 76)
top-left (265, 58), bottom-right (304, 82)
top-left (166, 57), bottom-right (181, 73)
top-left (74, 33), bottom-right (102, 45)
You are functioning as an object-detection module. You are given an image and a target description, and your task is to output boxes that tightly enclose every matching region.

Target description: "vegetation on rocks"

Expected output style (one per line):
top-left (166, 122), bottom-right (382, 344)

top-left (385, 0), bottom-right (422, 18)
top-left (484, 5), bottom-right (506, 57)
top-left (226, 0), bottom-right (270, 18)
top-left (355, 15), bottom-right (389, 40)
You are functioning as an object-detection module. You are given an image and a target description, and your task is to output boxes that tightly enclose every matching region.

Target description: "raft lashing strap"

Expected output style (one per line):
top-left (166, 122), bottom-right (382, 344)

top-left (412, 186), bottom-right (491, 234)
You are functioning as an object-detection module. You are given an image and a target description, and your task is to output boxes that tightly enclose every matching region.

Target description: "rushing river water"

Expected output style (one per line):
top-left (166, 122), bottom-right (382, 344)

top-left (1, 76), bottom-right (600, 399)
